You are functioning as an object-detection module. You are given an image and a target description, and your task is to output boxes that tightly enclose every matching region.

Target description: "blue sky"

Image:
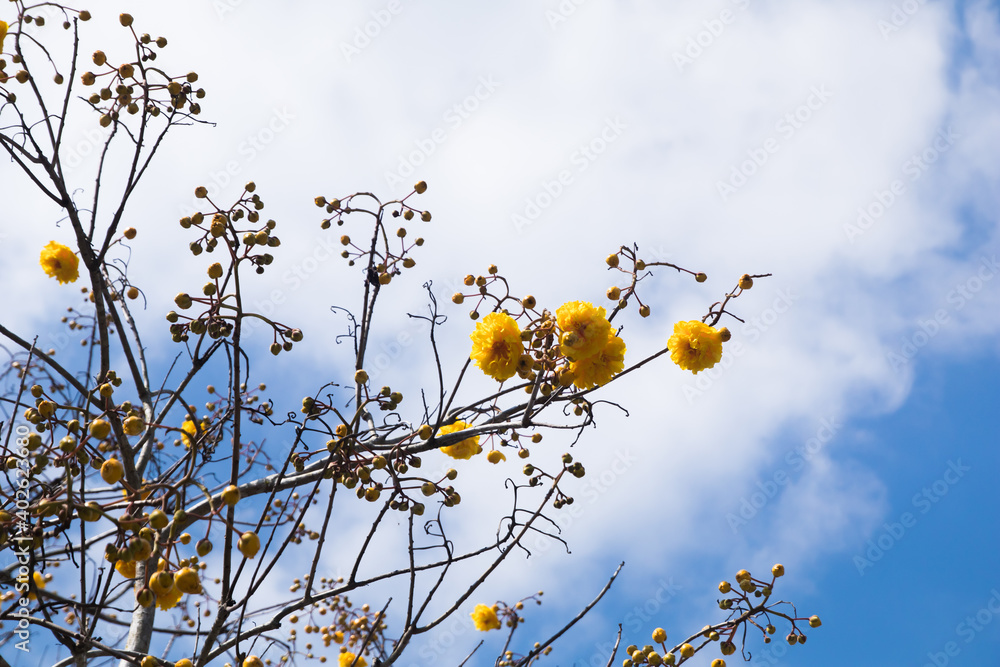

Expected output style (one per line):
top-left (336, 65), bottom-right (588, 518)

top-left (3, 1), bottom-right (999, 666)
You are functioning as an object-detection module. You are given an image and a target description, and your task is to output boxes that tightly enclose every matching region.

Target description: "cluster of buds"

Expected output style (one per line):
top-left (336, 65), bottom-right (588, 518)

top-left (626, 565), bottom-right (820, 666)
top-left (521, 450), bottom-right (586, 509)
top-left (0, 7), bottom-right (92, 92)
top-left (169, 185), bottom-right (300, 351)
top-left (282, 592), bottom-right (387, 666)
top-left (315, 182), bottom-right (428, 284)
top-left (77, 14), bottom-right (204, 127)
top-left (451, 264), bottom-right (522, 319)
top-left (10, 372), bottom-right (146, 488)
top-left (603, 246), bottom-right (707, 320)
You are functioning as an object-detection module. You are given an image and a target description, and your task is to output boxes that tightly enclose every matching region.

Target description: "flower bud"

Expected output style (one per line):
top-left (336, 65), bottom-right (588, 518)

top-left (238, 531), bottom-right (260, 558)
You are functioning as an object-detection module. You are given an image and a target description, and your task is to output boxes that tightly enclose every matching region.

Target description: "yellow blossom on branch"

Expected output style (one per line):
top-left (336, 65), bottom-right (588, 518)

top-left (470, 312), bottom-right (523, 381)
top-left (438, 420), bottom-right (481, 460)
top-left (470, 603), bottom-right (501, 631)
top-left (668, 320), bottom-right (725, 374)
top-left (27, 571), bottom-right (45, 600)
top-left (115, 560), bottom-right (136, 579)
top-left (556, 301), bottom-right (611, 361)
top-left (0, 21), bottom-right (8, 53)
top-left (570, 333), bottom-right (626, 389)
top-left (155, 583), bottom-right (182, 611)
top-left (39, 241), bottom-right (80, 284)
top-left (339, 651), bottom-right (367, 667)
top-left (180, 419), bottom-right (197, 447)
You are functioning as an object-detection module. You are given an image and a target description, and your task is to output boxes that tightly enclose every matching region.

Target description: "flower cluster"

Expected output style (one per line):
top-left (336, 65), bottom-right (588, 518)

top-left (110, 552), bottom-right (202, 612)
top-left (468, 298), bottom-right (625, 392)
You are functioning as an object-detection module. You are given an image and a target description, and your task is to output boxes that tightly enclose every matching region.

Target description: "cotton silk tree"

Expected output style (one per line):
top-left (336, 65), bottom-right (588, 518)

top-left (0, 5), bottom-right (821, 667)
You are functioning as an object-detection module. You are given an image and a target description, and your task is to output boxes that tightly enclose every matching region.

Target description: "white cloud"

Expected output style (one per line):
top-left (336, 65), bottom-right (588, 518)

top-left (3, 0), bottom-right (998, 662)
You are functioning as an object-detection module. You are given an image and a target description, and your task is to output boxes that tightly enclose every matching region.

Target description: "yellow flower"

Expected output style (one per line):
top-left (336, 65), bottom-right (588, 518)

top-left (470, 312), bottom-right (523, 381)
top-left (27, 571), bottom-right (45, 600)
top-left (556, 301), bottom-right (611, 361)
top-left (339, 652), bottom-right (367, 667)
top-left (180, 419), bottom-right (197, 447)
top-left (156, 582), bottom-right (182, 610)
top-left (438, 420), bottom-right (481, 460)
top-left (570, 333), bottom-right (626, 389)
top-left (470, 603), bottom-right (501, 631)
top-left (39, 241), bottom-right (80, 284)
top-left (115, 559), bottom-right (136, 579)
top-left (0, 21), bottom-right (8, 53)
top-left (668, 320), bottom-right (725, 374)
